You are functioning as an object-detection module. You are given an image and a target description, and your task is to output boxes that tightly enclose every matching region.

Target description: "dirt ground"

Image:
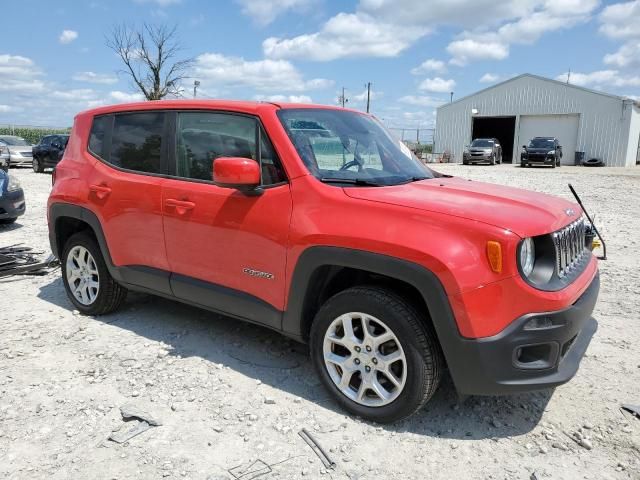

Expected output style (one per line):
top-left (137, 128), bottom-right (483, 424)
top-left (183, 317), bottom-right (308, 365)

top-left (1, 163), bottom-right (639, 480)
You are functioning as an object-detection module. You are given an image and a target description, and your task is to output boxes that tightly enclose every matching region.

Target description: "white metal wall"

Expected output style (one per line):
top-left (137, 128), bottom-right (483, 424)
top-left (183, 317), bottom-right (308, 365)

top-left (435, 75), bottom-right (636, 167)
top-left (517, 114), bottom-right (579, 165)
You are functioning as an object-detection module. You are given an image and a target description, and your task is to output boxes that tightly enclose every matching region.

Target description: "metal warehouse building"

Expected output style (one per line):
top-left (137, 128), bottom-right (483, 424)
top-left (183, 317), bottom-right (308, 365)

top-left (434, 74), bottom-right (640, 167)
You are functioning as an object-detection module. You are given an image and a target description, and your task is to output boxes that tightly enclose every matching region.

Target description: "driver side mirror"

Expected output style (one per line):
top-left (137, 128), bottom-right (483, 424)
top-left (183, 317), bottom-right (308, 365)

top-left (52, 142), bottom-right (62, 149)
top-left (213, 157), bottom-right (262, 196)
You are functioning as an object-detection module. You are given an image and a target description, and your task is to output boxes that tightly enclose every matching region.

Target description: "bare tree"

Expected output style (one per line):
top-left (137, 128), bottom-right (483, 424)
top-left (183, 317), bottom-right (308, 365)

top-left (107, 24), bottom-right (194, 101)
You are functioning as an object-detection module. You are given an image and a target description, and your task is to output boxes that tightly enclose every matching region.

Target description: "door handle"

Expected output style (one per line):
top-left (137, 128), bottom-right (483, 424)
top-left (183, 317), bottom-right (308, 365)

top-left (165, 198), bottom-right (195, 215)
top-left (89, 184), bottom-right (112, 200)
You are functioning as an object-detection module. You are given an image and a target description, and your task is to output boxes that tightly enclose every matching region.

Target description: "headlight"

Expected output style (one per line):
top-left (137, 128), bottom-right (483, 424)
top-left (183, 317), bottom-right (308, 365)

top-left (547, 150), bottom-right (555, 155)
top-left (7, 175), bottom-right (21, 192)
top-left (519, 237), bottom-right (535, 277)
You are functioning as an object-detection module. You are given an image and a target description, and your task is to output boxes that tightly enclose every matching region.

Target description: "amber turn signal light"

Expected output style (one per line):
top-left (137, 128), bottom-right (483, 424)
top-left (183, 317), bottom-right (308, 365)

top-left (486, 241), bottom-right (503, 273)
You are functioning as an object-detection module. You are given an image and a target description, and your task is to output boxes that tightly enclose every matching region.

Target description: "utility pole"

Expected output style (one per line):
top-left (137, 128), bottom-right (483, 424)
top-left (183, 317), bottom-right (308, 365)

top-left (366, 82), bottom-right (371, 113)
top-left (339, 87), bottom-right (348, 107)
top-left (193, 80), bottom-right (200, 98)
top-left (567, 68), bottom-right (571, 84)
top-left (450, 91), bottom-right (454, 103)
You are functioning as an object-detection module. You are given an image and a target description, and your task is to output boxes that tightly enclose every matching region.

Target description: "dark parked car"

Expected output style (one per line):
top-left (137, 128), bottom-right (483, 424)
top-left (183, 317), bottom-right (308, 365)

top-left (521, 137), bottom-right (562, 168)
top-left (463, 138), bottom-right (502, 165)
top-left (0, 169), bottom-right (26, 225)
top-left (32, 134), bottom-right (69, 173)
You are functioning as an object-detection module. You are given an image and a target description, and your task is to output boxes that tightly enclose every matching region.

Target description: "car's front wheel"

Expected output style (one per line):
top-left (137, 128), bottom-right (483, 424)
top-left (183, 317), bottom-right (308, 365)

top-left (61, 232), bottom-right (127, 315)
top-left (32, 157), bottom-right (42, 173)
top-left (310, 286), bottom-right (443, 423)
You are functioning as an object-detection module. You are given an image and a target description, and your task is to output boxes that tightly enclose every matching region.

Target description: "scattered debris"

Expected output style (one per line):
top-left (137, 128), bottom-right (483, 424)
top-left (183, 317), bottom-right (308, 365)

top-left (564, 430), bottom-right (593, 450)
top-left (622, 404), bottom-right (640, 420)
top-left (228, 459), bottom-right (271, 479)
top-left (298, 428), bottom-right (336, 470)
top-left (108, 404), bottom-right (162, 443)
top-left (0, 245), bottom-right (59, 279)
top-left (120, 404), bottom-right (162, 426)
top-left (108, 420), bottom-right (152, 444)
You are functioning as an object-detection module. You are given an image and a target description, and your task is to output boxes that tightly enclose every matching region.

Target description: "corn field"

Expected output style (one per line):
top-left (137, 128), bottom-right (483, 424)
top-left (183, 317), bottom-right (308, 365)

top-left (0, 125), bottom-right (71, 145)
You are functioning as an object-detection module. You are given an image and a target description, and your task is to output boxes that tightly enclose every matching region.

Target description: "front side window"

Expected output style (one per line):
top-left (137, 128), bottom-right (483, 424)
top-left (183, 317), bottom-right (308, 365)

top-left (110, 112), bottom-right (164, 174)
top-left (41, 136), bottom-right (52, 146)
top-left (277, 109), bottom-right (434, 186)
top-left (176, 112), bottom-right (286, 185)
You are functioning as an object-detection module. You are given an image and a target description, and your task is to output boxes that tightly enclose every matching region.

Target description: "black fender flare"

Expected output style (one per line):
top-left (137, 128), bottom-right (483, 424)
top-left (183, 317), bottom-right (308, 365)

top-left (48, 203), bottom-right (123, 282)
top-left (283, 246), bottom-right (466, 367)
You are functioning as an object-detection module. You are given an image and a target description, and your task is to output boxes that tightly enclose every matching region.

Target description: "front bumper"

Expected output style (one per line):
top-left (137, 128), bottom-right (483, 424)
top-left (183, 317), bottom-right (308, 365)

top-left (9, 155), bottom-right (33, 166)
top-left (0, 189), bottom-right (26, 219)
top-left (465, 154), bottom-right (493, 163)
top-left (523, 154), bottom-right (555, 164)
top-left (446, 272), bottom-right (599, 395)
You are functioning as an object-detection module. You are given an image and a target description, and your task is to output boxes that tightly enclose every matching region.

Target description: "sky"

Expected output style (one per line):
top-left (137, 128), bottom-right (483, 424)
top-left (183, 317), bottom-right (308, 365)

top-left (1, 0), bottom-right (639, 130)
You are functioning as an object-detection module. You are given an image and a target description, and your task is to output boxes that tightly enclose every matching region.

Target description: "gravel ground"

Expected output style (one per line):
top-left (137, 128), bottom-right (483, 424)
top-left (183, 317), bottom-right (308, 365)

top-left (0, 163), bottom-right (639, 480)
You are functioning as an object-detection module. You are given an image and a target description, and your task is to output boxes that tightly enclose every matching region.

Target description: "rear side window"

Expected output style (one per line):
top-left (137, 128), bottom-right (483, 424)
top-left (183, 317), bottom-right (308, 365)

top-left (110, 112), bottom-right (165, 174)
top-left (89, 116), bottom-right (110, 159)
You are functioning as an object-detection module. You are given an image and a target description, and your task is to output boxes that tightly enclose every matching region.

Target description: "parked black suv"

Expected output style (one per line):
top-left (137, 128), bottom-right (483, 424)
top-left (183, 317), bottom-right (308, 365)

top-left (521, 137), bottom-right (562, 168)
top-left (463, 138), bottom-right (502, 165)
top-left (32, 134), bottom-right (69, 173)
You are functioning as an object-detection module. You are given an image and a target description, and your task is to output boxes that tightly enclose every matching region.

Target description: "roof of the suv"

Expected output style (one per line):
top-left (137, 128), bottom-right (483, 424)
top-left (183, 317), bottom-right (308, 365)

top-left (79, 99), bottom-right (358, 119)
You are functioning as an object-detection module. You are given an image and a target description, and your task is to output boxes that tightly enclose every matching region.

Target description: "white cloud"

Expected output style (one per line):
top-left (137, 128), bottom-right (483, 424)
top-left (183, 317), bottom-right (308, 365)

top-left (419, 77), bottom-right (456, 93)
top-left (479, 73), bottom-right (500, 83)
top-left (0, 54), bottom-right (45, 93)
top-left (411, 59), bottom-right (447, 75)
top-left (237, 0), bottom-right (313, 25)
top-left (447, 39), bottom-right (509, 66)
top-left (193, 53), bottom-right (333, 92)
top-left (0, 104), bottom-right (16, 113)
top-left (599, 0), bottom-right (640, 40)
top-left (253, 94), bottom-right (313, 103)
top-left (59, 30), bottom-right (78, 44)
top-left (110, 91), bottom-right (145, 102)
top-left (604, 41), bottom-right (640, 68)
top-left (263, 12), bottom-right (427, 61)
top-left (556, 69), bottom-right (640, 88)
top-left (72, 71), bottom-right (118, 84)
top-left (398, 95), bottom-right (445, 107)
top-left (446, 0), bottom-right (598, 65)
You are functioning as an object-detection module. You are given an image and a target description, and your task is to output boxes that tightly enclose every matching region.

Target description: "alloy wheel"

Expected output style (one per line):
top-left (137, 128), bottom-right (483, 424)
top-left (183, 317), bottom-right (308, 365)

top-left (323, 312), bottom-right (407, 407)
top-left (66, 245), bottom-right (100, 305)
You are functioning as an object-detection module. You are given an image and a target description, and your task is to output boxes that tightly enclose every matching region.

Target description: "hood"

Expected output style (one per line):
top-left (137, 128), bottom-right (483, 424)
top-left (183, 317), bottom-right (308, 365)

top-left (343, 177), bottom-right (581, 238)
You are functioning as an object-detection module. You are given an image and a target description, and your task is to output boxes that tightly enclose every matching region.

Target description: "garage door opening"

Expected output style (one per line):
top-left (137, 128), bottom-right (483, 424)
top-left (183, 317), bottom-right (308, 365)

top-left (471, 116), bottom-right (516, 163)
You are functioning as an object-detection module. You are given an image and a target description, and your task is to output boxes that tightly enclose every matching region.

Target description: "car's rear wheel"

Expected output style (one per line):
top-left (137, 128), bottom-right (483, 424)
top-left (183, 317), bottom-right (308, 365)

top-left (310, 286), bottom-right (442, 423)
top-left (0, 218), bottom-right (17, 225)
top-left (61, 232), bottom-right (127, 315)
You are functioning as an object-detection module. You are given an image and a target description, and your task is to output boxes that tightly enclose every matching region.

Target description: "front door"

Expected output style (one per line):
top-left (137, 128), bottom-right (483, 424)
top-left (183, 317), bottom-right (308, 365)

top-left (161, 111), bottom-right (292, 328)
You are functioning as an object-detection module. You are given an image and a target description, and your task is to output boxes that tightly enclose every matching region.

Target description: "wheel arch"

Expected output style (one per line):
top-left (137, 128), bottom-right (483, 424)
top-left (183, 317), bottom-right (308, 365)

top-left (49, 203), bottom-right (120, 280)
top-left (283, 247), bottom-right (461, 357)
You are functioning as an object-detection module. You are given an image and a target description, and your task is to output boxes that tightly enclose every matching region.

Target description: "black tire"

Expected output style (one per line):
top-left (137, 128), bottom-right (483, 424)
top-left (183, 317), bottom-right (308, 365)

top-left (61, 232), bottom-right (127, 315)
top-left (556, 158), bottom-right (561, 167)
top-left (310, 286), bottom-right (443, 423)
top-left (490, 154), bottom-right (496, 165)
top-left (32, 156), bottom-right (42, 173)
top-left (521, 161), bottom-right (527, 168)
top-left (0, 217), bottom-right (17, 225)
top-left (462, 160), bottom-right (469, 165)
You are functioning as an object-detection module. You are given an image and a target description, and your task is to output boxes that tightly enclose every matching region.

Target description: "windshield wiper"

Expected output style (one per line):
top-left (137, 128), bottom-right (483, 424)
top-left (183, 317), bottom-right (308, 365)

top-left (320, 177), bottom-right (384, 187)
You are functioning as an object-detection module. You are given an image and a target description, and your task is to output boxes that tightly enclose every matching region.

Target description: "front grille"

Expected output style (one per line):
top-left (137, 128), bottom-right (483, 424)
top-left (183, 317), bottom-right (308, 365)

top-left (553, 218), bottom-right (587, 278)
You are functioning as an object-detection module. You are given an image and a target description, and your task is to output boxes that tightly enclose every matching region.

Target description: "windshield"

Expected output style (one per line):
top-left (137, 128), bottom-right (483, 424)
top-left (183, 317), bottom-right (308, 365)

top-left (277, 109), bottom-right (434, 186)
top-left (0, 136), bottom-right (30, 146)
top-left (471, 139), bottom-right (494, 148)
top-left (528, 138), bottom-right (555, 148)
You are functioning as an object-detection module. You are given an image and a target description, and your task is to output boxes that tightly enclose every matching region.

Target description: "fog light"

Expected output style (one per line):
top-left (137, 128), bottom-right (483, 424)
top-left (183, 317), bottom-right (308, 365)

top-left (524, 316), bottom-right (554, 330)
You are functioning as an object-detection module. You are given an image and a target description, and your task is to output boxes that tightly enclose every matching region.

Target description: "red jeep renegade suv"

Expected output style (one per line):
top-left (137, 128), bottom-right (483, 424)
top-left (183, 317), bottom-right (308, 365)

top-left (48, 101), bottom-right (599, 423)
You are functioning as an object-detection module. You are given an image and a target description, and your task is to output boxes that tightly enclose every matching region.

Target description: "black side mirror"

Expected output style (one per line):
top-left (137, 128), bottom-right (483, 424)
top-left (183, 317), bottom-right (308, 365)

top-left (52, 142), bottom-right (61, 149)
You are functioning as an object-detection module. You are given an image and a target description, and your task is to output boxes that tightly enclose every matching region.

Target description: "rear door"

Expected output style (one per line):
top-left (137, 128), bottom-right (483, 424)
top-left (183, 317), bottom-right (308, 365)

top-left (86, 111), bottom-right (171, 293)
top-left (161, 111), bottom-right (292, 327)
